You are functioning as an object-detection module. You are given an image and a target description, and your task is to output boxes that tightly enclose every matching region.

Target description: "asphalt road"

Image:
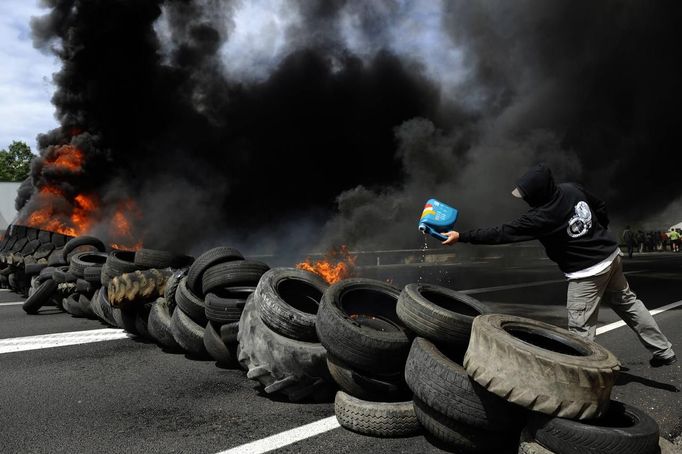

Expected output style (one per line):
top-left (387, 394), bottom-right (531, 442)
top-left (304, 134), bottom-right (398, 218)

top-left (1, 253), bottom-right (680, 453)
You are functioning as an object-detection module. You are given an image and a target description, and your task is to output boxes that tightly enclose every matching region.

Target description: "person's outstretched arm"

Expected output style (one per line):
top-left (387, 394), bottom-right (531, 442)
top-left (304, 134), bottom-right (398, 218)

top-left (442, 213), bottom-right (546, 245)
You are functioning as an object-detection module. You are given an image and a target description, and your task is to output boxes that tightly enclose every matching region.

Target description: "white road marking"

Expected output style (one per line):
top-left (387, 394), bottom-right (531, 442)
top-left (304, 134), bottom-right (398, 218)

top-left (0, 289), bottom-right (11, 292)
top-left (0, 301), bottom-right (24, 306)
top-left (0, 328), bottom-right (131, 354)
top-left (216, 417), bottom-right (340, 454)
top-left (596, 299), bottom-right (682, 335)
top-left (461, 270), bottom-right (644, 295)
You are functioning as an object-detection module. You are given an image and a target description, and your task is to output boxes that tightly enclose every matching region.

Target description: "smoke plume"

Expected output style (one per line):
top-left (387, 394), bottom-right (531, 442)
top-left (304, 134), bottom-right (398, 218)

top-left (20, 0), bottom-right (682, 254)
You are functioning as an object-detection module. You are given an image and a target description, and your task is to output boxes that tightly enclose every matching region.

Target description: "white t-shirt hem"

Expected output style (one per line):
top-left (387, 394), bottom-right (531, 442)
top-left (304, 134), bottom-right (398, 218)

top-left (564, 248), bottom-right (621, 280)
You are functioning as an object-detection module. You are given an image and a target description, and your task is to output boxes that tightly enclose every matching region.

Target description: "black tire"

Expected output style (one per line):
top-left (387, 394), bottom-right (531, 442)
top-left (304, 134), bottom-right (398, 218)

top-left (527, 401), bottom-right (660, 454)
top-left (170, 308), bottom-right (208, 357)
top-left (53, 267), bottom-right (77, 284)
top-left (69, 251), bottom-right (107, 277)
top-left (405, 337), bottom-right (520, 432)
top-left (24, 263), bottom-right (48, 276)
top-left (464, 314), bottom-right (620, 420)
top-left (397, 283), bottom-right (490, 346)
top-left (326, 354), bottom-right (407, 401)
top-left (237, 295), bottom-right (330, 402)
top-left (22, 279), bottom-right (57, 314)
top-left (187, 246), bottom-right (244, 295)
top-left (413, 397), bottom-right (515, 453)
top-left (201, 260), bottom-right (269, 295)
top-left (78, 294), bottom-right (95, 318)
top-left (22, 239), bottom-right (41, 255)
top-left (63, 294), bottom-right (88, 317)
top-left (36, 266), bottom-right (57, 285)
top-left (254, 268), bottom-right (328, 342)
top-left (96, 287), bottom-right (117, 327)
top-left (204, 321), bottom-right (237, 365)
top-left (33, 243), bottom-right (55, 260)
top-left (62, 236), bottom-right (106, 261)
top-left (316, 278), bottom-right (408, 375)
top-left (101, 250), bottom-right (139, 286)
top-left (111, 305), bottom-right (138, 333)
top-left (84, 266), bottom-right (103, 284)
top-left (334, 391), bottom-right (420, 438)
top-left (220, 321), bottom-right (240, 345)
top-left (38, 230), bottom-right (51, 244)
top-left (175, 277), bottom-right (208, 325)
top-left (27, 228), bottom-right (38, 240)
top-left (134, 248), bottom-right (193, 269)
top-left (47, 249), bottom-right (67, 266)
top-left (164, 268), bottom-right (187, 308)
top-left (76, 279), bottom-right (93, 294)
top-left (204, 287), bottom-right (254, 324)
top-left (147, 298), bottom-right (181, 350)
top-left (13, 238), bottom-right (28, 252)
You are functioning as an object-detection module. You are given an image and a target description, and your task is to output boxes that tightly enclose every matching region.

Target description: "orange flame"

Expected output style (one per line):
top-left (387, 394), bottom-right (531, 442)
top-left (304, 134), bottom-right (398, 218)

top-left (296, 245), bottom-right (356, 284)
top-left (46, 144), bottom-right (84, 172)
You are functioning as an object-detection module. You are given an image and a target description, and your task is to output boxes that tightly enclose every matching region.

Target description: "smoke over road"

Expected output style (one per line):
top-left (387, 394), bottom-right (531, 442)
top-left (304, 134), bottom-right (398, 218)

top-left (22, 0), bottom-right (682, 253)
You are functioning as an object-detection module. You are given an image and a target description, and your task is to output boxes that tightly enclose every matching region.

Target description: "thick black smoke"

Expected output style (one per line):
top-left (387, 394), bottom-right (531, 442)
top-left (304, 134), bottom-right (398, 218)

top-left (22, 0), bottom-right (682, 254)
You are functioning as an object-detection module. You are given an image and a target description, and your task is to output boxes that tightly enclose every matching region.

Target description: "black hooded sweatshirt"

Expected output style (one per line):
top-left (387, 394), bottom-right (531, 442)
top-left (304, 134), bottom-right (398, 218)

top-left (458, 164), bottom-right (619, 274)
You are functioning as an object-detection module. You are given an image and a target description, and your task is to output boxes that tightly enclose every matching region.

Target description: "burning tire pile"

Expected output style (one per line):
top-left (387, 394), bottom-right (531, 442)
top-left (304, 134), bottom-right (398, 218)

top-left (0, 226), bottom-right (671, 453)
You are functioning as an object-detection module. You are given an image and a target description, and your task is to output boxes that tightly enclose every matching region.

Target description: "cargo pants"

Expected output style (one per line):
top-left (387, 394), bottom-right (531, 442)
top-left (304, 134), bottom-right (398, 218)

top-left (566, 255), bottom-right (675, 360)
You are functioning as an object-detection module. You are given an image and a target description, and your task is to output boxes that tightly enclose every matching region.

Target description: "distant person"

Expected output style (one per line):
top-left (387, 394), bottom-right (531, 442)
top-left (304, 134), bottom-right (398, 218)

top-left (668, 229), bottom-right (680, 252)
top-left (622, 225), bottom-right (635, 258)
top-left (637, 230), bottom-right (645, 254)
top-left (442, 163), bottom-right (676, 367)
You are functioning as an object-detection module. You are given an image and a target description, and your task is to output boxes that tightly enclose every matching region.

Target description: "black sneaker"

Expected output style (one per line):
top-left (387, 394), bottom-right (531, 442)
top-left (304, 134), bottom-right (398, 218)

top-left (649, 355), bottom-right (677, 367)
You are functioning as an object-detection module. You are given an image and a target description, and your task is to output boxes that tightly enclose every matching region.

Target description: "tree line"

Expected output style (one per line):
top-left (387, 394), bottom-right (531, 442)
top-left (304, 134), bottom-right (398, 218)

top-left (0, 141), bottom-right (33, 182)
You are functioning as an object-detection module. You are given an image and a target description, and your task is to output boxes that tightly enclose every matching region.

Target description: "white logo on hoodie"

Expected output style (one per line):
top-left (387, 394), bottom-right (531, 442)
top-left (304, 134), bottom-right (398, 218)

top-left (567, 201), bottom-right (592, 238)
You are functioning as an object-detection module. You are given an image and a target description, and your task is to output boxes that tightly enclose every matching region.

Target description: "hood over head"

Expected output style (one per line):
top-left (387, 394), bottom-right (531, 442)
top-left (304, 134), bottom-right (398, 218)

top-left (515, 163), bottom-right (558, 207)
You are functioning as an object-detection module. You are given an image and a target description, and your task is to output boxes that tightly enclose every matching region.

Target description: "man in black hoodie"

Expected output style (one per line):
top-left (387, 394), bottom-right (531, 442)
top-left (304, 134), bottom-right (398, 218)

top-left (442, 163), bottom-right (676, 367)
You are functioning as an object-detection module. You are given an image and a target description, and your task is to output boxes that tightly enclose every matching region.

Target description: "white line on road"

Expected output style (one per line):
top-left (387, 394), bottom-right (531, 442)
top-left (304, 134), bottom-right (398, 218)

top-left (216, 417), bottom-right (340, 454)
top-left (0, 301), bottom-right (24, 306)
top-left (596, 299), bottom-right (682, 335)
top-left (0, 328), bottom-right (131, 354)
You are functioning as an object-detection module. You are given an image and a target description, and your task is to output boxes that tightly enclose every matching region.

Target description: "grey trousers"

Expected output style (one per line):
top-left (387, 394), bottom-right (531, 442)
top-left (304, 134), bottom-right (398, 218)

top-left (566, 255), bottom-right (675, 359)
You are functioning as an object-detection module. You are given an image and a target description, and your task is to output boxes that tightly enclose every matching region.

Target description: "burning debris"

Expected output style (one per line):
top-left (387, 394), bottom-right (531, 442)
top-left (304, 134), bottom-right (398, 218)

top-left (296, 246), bottom-right (357, 284)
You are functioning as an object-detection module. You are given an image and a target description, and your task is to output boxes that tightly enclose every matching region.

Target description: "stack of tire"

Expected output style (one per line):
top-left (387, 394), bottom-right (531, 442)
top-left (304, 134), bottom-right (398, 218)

top-left (315, 278), bottom-right (421, 437)
top-left (162, 247), bottom-right (267, 360)
top-left (92, 248), bottom-right (191, 339)
top-left (23, 235), bottom-right (106, 316)
top-left (237, 268), bottom-right (331, 402)
top-left (1, 224), bottom-right (72, 297)
top-left (463, 314), bottom-right (662, 454)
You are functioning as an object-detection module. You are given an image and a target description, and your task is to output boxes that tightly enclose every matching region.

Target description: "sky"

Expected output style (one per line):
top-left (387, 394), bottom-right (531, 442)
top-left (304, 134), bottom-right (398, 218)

top-left (0, 0), bottom-right (60, 154)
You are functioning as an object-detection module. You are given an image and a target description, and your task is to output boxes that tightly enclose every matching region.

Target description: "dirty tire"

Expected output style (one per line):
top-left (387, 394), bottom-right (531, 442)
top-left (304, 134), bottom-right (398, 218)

top-left (175, 277), bottom-right (208, 325)
top-left (413, 397), bottom-right (513, 453)
top-left (53, 267), bottom-right (77, 284)
top-left (170, 308), bottom-right (208, 357)
top-left (36, 266), bottom-right (57, 285)
top-left (205, 287), bottom-right (254, 325)
top-left (111, 306), bottom-right (138, 333)
top-left (63, 294), bottom-right (88, 317)
top-left (22, 279), bottom-right (57, 314)
top-left (254, 268), bottom-right (328, 342)
top-left (405, 337), bottom-right (520, 432)
top-left (76, 279), bottom-right (93, 294)
top-left (397, 283), bottom-right (490, 346)
top-left (237, 296), bottom-right (330, 401)
top-left (187, 246), bottom-right (244, 295)
top-left (107, 269), bottom-right (170, 307)
top-left (316, 278), bottom-right (408, 375)
top-left (464, 314), bottom-right (620, 420)
top-left (201, 260), bottom-right (270, 295)
top-left (90, 288), bottom-right (105, 321)
top-left (96, 288), bottom-right (117, 327)
top-left (62, 236), bottom-right (106, 261)
top-left (334, 391), bottom-right (420, 437)
top-left (147, 298), bottom-right (181, 350)
top-left (24, 263), bottom-right (47, 276)
top-left (69, 252), bottom-right (107, 277)
top-left (78, 294), bottom-right (95, 318)
top-left (48, 250), bottom-right (67, 266)
top-left (204, 321), bottom-right (236, 364)
top-left (527, 401), bottom-right (660, 454)
top-left (134, 248), bottom-right (193, 269)
top-left (326, 354), bottom-right (406, 401)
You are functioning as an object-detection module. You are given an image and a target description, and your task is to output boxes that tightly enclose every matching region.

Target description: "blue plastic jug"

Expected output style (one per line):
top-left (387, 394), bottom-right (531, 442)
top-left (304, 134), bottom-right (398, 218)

top-left (418, 199), bottom-right (458, 241)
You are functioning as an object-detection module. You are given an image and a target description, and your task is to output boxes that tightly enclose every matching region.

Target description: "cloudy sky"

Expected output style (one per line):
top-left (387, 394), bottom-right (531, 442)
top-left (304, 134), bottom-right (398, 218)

top-left (0, 0), bottom-right (59, 154)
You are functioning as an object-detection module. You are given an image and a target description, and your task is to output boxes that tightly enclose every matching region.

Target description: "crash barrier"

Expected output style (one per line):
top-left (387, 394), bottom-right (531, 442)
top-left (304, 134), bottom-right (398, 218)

top-left (0, 228), bottom-right (672, 454)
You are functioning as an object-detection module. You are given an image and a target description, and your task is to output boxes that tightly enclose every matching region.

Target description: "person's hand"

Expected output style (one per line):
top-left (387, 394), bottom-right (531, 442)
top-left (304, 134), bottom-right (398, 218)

top-left (442, 231), bottom-right (460, 245)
